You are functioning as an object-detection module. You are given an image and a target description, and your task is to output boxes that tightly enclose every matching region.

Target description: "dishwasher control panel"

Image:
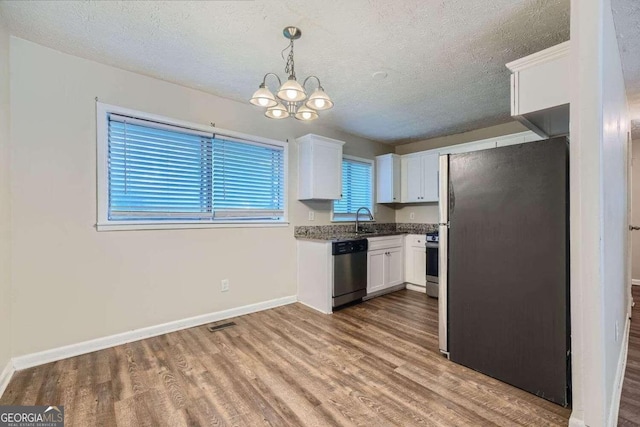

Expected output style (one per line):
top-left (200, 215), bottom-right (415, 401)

top-left (332, 239), bottom-right (368, 255)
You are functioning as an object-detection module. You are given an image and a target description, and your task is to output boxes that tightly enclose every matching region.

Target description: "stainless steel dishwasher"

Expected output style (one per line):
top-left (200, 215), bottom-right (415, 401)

top-left (332, 239), bottom-right (368, 308)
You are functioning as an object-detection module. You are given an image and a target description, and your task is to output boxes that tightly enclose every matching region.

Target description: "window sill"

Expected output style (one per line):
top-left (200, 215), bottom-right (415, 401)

top-left (96, 221), bottom-right (289, 231)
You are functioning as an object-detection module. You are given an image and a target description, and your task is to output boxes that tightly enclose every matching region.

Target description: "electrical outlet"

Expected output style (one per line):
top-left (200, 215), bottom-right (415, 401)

top-left (221, 279), bottom-right (229, 292)
top-left (615, 320), bottom-right (620, 342)
top-left (409, 212), bottom-right (415, 220)
top-left (308, 211), bottom-right (315, 221)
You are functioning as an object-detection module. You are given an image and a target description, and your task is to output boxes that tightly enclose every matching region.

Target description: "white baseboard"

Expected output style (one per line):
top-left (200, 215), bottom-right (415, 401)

top-left (0, 359), bottom-right (15, 398)
top-left (12, 295), bottom-right (297, 371)
top-left (406, 283), bottom-right (427, 293)
top-left (632, 279), bottom-right (640, 286)
top-left (607, 317), bottom-right (631, 426)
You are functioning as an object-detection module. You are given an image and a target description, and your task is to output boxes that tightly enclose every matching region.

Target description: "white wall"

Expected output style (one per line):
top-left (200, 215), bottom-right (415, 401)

top-left (0, 15), bottom-right (12, 373)
top-left (569, 0), bottom-right (630, 425)
top-left (601, 0), bottom-right (630, 421)
top-left (8, 37), bottom-right (394, 357)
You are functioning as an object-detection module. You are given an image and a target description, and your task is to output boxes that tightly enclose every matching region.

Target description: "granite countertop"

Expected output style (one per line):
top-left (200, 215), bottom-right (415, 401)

top-left (298, 230), bottom-right (408, 242)
top-left (294, 223), bottom-right (438, 242)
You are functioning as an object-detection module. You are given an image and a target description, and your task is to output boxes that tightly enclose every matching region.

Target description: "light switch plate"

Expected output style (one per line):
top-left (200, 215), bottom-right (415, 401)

top-left (308, 211), bottom-right (315, 221)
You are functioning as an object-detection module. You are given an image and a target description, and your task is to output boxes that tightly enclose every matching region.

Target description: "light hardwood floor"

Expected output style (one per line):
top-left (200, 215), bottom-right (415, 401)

top-left (1, 290), bottom-right (571, 426)
top-left (619, 285), bottom-right (640, 426)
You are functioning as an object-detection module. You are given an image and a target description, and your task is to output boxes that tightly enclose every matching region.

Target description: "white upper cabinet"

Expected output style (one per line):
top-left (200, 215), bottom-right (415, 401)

top-left (506, 41), bottom-right (570, 137)
top-left (376, 153), bottom-right (401, 203)
top-left (297, 134), bottom-right (345, 200)
top-left (401, 152), bottom-right (439, 203)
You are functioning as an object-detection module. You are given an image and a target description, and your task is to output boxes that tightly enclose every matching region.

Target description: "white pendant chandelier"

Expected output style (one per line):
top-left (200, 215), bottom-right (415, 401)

top-left (250, 26), bottom-right (333, 121)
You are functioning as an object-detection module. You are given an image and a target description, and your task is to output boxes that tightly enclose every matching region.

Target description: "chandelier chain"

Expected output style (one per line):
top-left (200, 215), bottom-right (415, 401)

top-left (281, 39), bottom-right (296, 79)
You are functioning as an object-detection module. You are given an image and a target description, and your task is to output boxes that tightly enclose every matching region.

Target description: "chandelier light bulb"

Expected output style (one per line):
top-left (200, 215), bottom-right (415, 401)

top-left (265, 102), bottom-right (289, 119)
top-left (249, 84), bottom-right (277, 108)
top-left (305, 87), bottom-right (333, 111)
top-left (294, 105), bottom-right (318, 121)
top-left (286, 89), bottom-right (297, 100)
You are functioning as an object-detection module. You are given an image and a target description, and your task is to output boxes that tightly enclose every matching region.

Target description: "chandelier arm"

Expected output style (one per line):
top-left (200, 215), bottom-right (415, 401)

top-left (302, 75), bottom-right (323, 91)
top-left (262, 73), bottom-right (282, 89)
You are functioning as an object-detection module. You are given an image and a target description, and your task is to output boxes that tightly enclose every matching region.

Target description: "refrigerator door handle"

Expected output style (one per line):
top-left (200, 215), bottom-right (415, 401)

top-left (438, 155), bottom-right (449, 356)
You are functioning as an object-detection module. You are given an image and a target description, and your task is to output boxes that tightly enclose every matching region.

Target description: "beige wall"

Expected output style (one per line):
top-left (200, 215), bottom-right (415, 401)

top-left (8, 37), bottom-right (393, 357)
top-left (0, 17), bottom-right (12, 371)
top-left (394, 121), bottom-right (528, 155)
top-left (632, 139), bottom-right (640, 281)
top-left (394, 203), bottom-right (439, 224)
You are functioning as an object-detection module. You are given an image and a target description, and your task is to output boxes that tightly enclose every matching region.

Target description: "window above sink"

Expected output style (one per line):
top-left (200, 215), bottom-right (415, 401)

top-left (332, 155), bottom-right (374, 222)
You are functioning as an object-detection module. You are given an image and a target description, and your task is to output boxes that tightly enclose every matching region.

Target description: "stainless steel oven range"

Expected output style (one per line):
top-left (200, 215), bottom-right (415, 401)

top-left (425, 231), bottom-right (439, 298)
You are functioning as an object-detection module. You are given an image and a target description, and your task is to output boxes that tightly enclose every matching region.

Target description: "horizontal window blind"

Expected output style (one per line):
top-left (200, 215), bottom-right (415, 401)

top-left (334, 158), bottom-right (372, 218)
top-left (108, 115), bottom-right (214, 220)
top-left (212, 137), bottom-right (285, 220)
top-left (106, 114), bottom-right (285, 223)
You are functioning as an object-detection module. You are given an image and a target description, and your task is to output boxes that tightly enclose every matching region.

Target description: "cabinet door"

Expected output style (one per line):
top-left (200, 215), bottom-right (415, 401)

top-left (403, 156), bottom-right (423, 202)
top-left (421, 153), bottom-right (440, 202)
top-left (376, 154), bottom-right (400, 203)
top-left (367, 250), bottom-right (386, 294)
top-left (313, 141), bottom-right (343, 199)
top-left (408, 246), bottom-right (426, 286)
top-left (385, 247), bottom-right (405, 287)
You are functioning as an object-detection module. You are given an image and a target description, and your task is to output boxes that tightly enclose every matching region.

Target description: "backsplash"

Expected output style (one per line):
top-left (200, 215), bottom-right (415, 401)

top-left (294, 222), bottom-right (437, 238)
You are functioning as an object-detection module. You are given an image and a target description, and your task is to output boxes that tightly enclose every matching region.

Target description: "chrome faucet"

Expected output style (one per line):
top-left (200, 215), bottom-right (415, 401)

top-left (355, 207), bottom-right (374, 234)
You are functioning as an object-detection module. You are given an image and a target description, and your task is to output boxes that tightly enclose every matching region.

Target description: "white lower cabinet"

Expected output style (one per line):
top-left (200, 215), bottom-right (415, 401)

top-left (367, 236), bottom-right (404, 295)
top-left (405, 235), bottom-right (426, 287)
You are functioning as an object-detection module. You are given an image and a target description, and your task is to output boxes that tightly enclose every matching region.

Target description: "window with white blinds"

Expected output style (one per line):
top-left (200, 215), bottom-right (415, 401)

top-left (108, 115), bottom-right (214, 220)
top-left (98, 105), bottom-right (287, 229)
top-left (333, 156), bottom-right (374, 221)
top-left (212, 137), bottom-right (285, 220)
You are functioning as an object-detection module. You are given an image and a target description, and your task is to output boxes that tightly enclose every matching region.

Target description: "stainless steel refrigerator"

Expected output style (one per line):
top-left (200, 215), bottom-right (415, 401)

top-left (438, 137), bottom-right (570, 407)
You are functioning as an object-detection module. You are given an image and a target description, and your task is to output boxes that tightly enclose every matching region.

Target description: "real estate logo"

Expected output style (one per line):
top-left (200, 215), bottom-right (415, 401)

top-left (0, 405), bottom-right (64, 427)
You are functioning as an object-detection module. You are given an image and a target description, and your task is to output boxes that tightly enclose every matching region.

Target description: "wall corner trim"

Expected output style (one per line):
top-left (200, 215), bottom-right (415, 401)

top-left (0, 359), bottom-right (15, 399)
top-left (11, 295), bottom-right (297, 371)
top-left (568, 415), bottom-right (586, 427)
top-left (607, 317), bottom-right (631, 426)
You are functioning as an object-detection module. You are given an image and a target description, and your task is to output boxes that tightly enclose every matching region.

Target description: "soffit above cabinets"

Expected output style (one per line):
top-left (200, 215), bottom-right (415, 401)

top-left (0, 0), bottom-right (569, 144)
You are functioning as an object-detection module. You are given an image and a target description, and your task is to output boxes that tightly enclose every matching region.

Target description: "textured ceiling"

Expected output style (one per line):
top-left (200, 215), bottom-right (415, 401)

top-left (612, 0), bottom-right (640, 140)
top-left (0, 0), bottom-right (570, 144)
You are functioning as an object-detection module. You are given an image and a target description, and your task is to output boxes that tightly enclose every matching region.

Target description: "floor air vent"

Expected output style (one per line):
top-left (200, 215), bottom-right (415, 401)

top-left (207, 321), bottom-right (237, 332)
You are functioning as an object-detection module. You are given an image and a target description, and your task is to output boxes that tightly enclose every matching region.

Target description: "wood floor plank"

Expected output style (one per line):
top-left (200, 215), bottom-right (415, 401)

top-left (619, 285), bottom-right (640, 426)
top-left (0, 289), bottom-right (574, 426)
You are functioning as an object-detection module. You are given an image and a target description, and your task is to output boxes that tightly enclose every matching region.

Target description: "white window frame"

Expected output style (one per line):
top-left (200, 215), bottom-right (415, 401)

top-left (96, 102), bottom-right (289, 231)
top-left (331, 155), bottom-right (375, 222)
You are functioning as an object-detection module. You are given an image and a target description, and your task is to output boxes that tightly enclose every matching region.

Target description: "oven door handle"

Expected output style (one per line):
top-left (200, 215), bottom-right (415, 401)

top-left (425, 242), bottom-right (439, 249)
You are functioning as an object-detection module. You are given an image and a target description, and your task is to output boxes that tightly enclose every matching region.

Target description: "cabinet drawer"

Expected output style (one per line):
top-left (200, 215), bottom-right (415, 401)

top-left (368, 235), bottom-right (404, 251)
top-left (406, 234), bottom-right (426, 247)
